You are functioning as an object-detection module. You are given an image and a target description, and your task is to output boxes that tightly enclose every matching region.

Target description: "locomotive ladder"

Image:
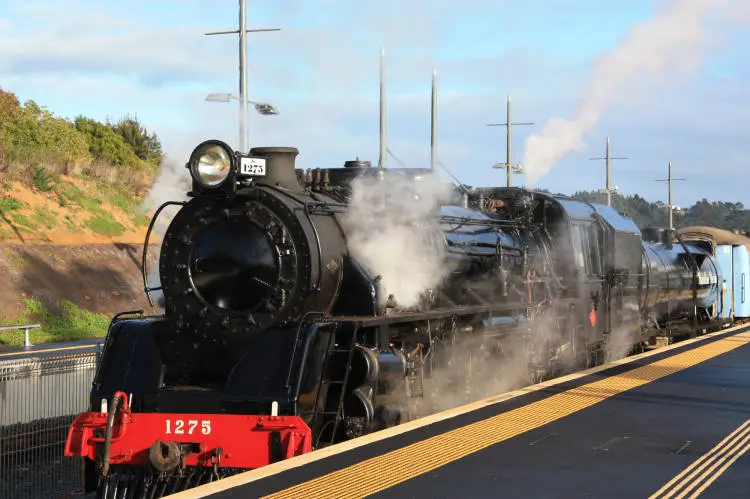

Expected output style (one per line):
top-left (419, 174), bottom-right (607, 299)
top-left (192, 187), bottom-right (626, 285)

top-left (310, 321), bottom-right (360, 448)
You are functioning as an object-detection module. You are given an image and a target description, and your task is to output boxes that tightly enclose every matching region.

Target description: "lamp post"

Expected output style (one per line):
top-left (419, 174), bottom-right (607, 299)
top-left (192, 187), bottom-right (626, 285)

top-left (205, 93), bottom-right (279, 115)
top-left (486, 95), bottom-right (534, 187)
top-left (205, 93), bottom-right (279, 149)
top-left (204, 0), bottom-right (281, 152)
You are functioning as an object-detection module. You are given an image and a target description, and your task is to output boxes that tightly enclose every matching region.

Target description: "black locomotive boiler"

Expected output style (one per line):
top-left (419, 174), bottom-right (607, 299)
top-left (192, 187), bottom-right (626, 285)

top-left (65, 140), bottom-right (723, 497)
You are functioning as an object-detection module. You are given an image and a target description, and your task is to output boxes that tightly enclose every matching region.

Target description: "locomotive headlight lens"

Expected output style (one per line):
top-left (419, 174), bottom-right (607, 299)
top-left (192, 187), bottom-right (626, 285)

top-left (190, 143), bottom-right (232, 187)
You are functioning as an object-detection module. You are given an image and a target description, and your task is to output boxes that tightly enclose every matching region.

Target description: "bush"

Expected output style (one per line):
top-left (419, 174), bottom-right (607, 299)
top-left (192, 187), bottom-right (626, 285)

top-left (84, 213), bottom-right (126, 237)
top-left (111, 114), bottom-right (163, 167)
top-left (0, 88), bottom-right (21, 127)
top-left (2, 100), bottom-right (91, 166)
top-left (74, 116), bottom-right (144, 168)
top-left (30, 164), bottom-right (57, 192)
top-left (0, 196), bottom-right (22, 213)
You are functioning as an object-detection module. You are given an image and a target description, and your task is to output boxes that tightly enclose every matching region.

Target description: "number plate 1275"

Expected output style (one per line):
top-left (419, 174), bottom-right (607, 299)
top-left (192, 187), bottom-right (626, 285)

top-left (165, 419), bottom-right (212, 435)
top-left (240, 157), bottom-right (266, 176)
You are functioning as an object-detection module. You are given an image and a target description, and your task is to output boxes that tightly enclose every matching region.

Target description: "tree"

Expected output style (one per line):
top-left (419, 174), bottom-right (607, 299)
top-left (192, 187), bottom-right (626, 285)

top-left (111, 114), bottom-right (163, 165)
top-left (566, 189), bottom-right (750, 233)
top-left (74, 116), bottom-right (141, 167)
top-left (0, 88), bottom-right (20, 127)
top-left (2, 100), bottom-right (91, 165)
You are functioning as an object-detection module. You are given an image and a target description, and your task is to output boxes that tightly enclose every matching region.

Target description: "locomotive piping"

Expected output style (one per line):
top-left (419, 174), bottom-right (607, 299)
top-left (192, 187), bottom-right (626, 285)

top-left (141, 200), bottom-right (186, 307)
top-left (285, 311), bottom-right (329, 390)
top-left (101, 394), bottom-right (121, 477)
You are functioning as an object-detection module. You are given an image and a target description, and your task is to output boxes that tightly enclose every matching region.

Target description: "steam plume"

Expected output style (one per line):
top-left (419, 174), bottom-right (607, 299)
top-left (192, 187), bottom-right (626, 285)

top-left (413, 311), bottom-right (581, 418)
top-left (340, 171), bottom-right (454, 309)
top-left (138, 156), bottom-right (192, 308)
top-left (522, 0), bottom-right (738, 187)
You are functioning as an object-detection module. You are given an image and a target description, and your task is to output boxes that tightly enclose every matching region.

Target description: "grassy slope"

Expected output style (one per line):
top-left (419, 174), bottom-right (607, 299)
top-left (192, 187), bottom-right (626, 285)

top-left (0, 172), bottom-right (162, 346)
top-left (0, 175), bottom-right (151, 244)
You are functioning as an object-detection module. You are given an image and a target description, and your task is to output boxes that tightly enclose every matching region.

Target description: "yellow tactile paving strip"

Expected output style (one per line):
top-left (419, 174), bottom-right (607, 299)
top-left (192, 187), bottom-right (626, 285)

top-left (261, 332), bottom-right (750, 499)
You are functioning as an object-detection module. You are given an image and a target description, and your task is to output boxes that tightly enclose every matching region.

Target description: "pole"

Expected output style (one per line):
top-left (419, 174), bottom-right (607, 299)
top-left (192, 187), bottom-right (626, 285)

top-left (506, 96), bottom-right (512, 187)
top-left (379, 47), bottom-right (387, 169)
top-left (486, 95), bottom-right (533, 187)
top-left (204, 10), bottom-right (280, 152)
top-left (238, 0), bottom-right (248, 152)
top-left (430, 69), bottom-right (437, 171)
top-left (605, 137), bottom-right (611, 207)
top-left (668, 162), bottom-right (673, 231)
top-left (589, 136), bottom-right (627, 207)
top-left (656, 162), bottom-right (686, 231)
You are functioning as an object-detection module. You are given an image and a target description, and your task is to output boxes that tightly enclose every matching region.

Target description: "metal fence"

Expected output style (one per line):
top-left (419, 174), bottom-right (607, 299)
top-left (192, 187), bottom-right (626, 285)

top-left (0, 352), bottom-right (99, 499)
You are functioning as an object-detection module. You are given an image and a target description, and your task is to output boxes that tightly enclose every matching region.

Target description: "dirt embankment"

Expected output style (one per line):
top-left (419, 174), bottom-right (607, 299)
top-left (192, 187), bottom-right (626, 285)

top-left (0, 243), bottom-right (162, 324)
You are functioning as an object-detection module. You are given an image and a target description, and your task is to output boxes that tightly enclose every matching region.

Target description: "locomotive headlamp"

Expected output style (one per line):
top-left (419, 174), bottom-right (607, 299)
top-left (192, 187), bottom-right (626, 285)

top-left (188, 140), bottom-right (234, 188)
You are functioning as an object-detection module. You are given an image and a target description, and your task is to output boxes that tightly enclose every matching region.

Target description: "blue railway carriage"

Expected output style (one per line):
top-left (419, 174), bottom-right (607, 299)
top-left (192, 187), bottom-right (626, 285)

top-left (677, 226), bottom-right (750, 323)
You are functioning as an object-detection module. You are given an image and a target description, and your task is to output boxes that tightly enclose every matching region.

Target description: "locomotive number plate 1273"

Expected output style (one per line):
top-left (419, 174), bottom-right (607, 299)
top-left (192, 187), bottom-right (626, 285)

top-left (240, 157), bottom-right (267, 176)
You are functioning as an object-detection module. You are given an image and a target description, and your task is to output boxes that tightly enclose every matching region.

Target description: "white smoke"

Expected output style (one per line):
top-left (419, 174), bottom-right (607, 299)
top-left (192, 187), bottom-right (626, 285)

top-left (340, 171), bottom-right (455, 309)
top-left (411, 310), bottom-right (582, 419)
top-left (521, 0), bottom-right (742, 187)
top-left (138, 156), bottom-right (193, 308)
top-left (140, 156), bottom-right (192, 218)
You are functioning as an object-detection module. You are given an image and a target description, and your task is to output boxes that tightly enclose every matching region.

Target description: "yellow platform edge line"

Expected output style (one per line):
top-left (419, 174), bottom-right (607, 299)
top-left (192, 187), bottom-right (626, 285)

top-left (651, 418), bottom-right (750, 499)
top-left (169, 324), bottom-right (750, 499)
top-left (649, 419), bottom-right (750, 498)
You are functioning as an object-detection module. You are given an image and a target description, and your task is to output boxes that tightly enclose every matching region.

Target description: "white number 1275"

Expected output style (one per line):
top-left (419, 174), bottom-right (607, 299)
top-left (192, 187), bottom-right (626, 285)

top-left (165, 419), bottom-right (211, 435)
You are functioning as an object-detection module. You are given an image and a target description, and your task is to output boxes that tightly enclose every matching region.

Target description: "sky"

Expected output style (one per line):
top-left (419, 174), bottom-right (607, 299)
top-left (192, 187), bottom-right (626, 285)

top-left (0, 0), bottom-right (748, 208)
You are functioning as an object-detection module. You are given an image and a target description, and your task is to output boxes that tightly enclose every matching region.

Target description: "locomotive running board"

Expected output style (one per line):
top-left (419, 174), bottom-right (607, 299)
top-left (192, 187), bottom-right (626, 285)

top-left (333, 302), bottom-right (534, 327)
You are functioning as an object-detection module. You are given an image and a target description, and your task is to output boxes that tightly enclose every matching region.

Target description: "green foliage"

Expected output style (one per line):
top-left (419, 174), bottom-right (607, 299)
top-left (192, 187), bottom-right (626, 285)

top-left (2, 100), bottom-right (91, 165)
top-left (30, 164), bottom-right (57, 191)
top-left (55, 181), bottom-right (107, 215)
top-left (31, 206), bottom-right (56, 230)
top-left (0, 88), bottom-right (21, 128)
top-left (0, 298), bottom-right (110, 346)
top-left (84, 213), bottom-right (126, 237)
top-left (10, 212), bottom-right (35, 230)
top-left (568, 190), bottom-right (750, 233)
top-left (0, 87), bottom-right (162, 207)
top-left (133, 213), bottom-right (151, 227)
top-left (111, 114), bottom-right (163, 166)
top-left (74, 116), bottom-right (144, 168)
top-left (0, 196), bottom-right (22, 213)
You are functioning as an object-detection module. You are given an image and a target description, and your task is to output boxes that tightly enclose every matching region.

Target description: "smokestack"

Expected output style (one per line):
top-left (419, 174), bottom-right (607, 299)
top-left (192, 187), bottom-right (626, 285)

top-left (379, 47), bottom-right (387, 169)
top-left (249, 146), bottom-right (302, 193)
top-left (431, 68), bottom-right (437, 171)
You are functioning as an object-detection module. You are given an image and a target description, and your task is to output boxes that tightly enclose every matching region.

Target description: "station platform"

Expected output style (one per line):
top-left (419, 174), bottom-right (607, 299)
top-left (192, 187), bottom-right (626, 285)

top-left (173, 325), bottom-right (750, 499)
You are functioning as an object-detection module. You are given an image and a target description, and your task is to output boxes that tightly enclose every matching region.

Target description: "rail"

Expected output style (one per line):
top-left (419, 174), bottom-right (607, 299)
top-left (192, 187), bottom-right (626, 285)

top-left (0, 324), bottom-right (41, 347)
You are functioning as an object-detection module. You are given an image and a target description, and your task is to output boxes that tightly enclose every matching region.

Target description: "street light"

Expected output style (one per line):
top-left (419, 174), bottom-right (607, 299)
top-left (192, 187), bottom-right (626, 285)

top-left (492, 162), bottom-right (524, 174)
top-left (205, 93), bottom-right (279, 115)
top-left (203, 0), bottom-right (281, 152)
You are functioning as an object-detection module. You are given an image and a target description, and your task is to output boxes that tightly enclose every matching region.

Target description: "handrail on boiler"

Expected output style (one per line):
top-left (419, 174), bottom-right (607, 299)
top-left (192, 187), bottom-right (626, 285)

top-left (0, 323), bottom-right (41, 347)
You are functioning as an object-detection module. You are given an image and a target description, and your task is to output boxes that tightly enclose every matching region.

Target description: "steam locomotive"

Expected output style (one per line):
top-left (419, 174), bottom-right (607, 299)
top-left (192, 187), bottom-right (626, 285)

top-left (64, 140), bottom-right (744, 497)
